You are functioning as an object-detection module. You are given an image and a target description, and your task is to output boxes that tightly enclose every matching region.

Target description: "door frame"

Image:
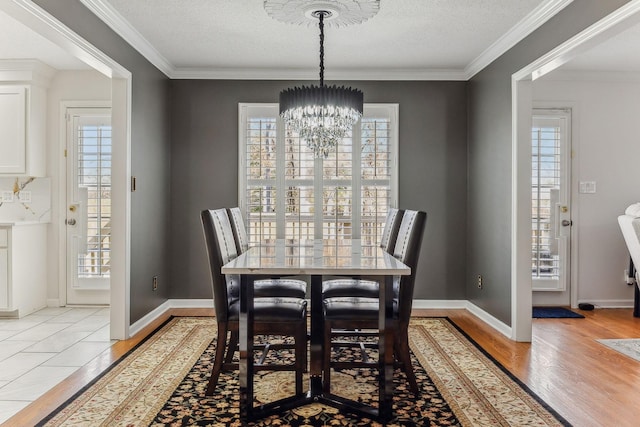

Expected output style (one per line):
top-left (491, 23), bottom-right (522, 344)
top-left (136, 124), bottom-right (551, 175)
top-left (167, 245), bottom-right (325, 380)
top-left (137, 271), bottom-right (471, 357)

top-left (511, 0), bottom-right (640, 341)
top-left (59, 102), bottom-right (112, 306)
top-left (0, 0), bottom-right (133, 339)
top-left (531, 104), bottom-right (577, 308)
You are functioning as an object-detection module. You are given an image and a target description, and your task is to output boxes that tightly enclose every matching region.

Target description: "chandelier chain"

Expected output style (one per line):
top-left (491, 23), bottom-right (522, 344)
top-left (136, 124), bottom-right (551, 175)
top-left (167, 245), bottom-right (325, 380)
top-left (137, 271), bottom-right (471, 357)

top-left (319, 11), bottom-right (325, 87)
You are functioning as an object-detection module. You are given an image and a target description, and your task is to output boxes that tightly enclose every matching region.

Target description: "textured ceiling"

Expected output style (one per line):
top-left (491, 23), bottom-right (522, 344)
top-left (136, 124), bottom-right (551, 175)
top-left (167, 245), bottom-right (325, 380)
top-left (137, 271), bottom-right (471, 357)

top-left (3, 0), bottom-right (640, 78)
top-left (95, 0), bottom-right (555, 79)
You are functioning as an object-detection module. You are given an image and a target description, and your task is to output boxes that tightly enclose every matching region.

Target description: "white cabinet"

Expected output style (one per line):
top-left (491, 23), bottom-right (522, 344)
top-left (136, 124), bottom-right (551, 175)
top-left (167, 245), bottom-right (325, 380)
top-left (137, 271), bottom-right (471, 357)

top-left (0, 85), bottom-right (46, 176)
top-left (0, 224), bottom-right (47, 318)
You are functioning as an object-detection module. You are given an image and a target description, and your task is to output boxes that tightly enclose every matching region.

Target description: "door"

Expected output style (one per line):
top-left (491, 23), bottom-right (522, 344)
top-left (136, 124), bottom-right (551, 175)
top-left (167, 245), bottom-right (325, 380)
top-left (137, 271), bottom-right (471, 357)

top-left (531, 109), bottom-right (572, 299)
top-left (65, 108), bottom-right (111, 305)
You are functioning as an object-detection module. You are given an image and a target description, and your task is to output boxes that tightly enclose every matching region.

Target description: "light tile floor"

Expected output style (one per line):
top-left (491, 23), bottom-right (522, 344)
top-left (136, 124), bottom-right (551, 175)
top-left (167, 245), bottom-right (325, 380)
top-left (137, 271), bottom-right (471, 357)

top-left (0, 307), bottom-right (113, 424)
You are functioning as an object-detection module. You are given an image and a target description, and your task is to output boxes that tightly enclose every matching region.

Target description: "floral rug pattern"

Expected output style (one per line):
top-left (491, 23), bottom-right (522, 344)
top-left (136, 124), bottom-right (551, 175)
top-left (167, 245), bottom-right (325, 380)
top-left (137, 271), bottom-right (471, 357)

top-left (39, 317), bottom-right (568, 427)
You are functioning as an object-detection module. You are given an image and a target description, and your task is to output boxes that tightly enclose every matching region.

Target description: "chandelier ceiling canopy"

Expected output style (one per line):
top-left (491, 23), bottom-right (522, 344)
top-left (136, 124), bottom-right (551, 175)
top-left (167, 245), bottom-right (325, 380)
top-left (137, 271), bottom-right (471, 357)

top-left (264, 0), bottom-right (380, 158)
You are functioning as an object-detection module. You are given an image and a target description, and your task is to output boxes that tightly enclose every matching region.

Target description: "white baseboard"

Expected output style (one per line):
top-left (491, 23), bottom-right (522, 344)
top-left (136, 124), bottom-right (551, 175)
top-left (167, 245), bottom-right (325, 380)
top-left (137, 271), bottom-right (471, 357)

top-left (128, 300), bottom-right (172, 337)
top-left (127, 298), bottom-right (513, 341)
top-left (46, 299), bottom-right (61, 307)
top-left (412, 299), bottom-right (467, 309)
top-left (464, 301), bottom-right (513, 339)
top-left (169, 299), bottom-right (214, 309)
top-left (577, 299), bottom-right (634, 309)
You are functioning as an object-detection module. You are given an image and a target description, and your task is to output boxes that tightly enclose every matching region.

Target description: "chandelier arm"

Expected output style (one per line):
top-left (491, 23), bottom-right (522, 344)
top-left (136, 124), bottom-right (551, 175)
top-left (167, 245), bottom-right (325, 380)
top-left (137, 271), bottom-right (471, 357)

top-left (319, 12), bottom-right (324, 87)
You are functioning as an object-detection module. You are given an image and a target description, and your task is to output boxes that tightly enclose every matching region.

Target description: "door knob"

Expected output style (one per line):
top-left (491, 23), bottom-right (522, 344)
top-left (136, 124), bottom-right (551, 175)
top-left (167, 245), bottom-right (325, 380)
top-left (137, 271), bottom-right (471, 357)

top-left (66, 218), bottom-right (76, 226)
top-left (561, 219), bottom-right (572, 227)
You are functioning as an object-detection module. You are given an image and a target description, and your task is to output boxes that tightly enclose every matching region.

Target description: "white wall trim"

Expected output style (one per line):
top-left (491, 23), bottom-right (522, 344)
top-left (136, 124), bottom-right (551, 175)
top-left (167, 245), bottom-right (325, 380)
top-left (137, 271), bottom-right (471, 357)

top-left (465, 301), bottom-right (513, 339)
top-left (46, 298), bottom-right (61, 307)
top-left (465, 0), bottom-right (574, 79)
top-left (169, 299), bottom-right (215, 309)
top-left (128, 300), bottom-right (172, 337)
top-left (127, 299), bottom-right (511, 342)
top-left (78, 0), bottom-right (175, 77)
top-left (412, 299), bottom-right (467, 309)
top-left (76, 0), bottom-right (568, 81)
top-left (0, 0), bottom-right (134, 341)
top-left (0, 0), bottom-right (128, 78)
top-left (527, 0), bottom-right (640, 81)
top-left (511, 0), bottom-right (640, 343)
top-left (581, 299), bottom-right (634, 309)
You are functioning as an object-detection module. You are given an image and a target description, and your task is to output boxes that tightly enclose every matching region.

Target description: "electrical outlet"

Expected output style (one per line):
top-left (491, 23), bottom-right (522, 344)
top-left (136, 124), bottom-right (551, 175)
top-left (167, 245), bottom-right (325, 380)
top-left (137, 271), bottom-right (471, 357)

top-left (477, 274), bottom-right (483, 289)
top-left (152, 275), bottom-right (158, 291)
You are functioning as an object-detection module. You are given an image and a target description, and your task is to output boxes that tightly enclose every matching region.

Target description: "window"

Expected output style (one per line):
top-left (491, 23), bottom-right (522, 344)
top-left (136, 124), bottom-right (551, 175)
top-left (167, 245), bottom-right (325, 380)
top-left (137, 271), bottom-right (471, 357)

top-left (239, 103), bottom-right (398, 250)
top-left (75, 117), bottom-right (111, 278)
top-left (531, 111), bottom-right (570, 284)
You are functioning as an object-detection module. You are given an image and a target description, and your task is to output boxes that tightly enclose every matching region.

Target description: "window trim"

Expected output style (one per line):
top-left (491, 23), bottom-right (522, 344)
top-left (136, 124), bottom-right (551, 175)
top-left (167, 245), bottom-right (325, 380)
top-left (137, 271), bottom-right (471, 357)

top-left (238, 102), bottom-right (399, 241)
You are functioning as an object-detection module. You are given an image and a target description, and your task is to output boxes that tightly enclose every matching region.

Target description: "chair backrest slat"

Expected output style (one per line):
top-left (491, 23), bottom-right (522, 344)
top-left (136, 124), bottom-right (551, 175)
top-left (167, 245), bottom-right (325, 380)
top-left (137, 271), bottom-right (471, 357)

top-left (228, 207), bottom-right (250, 254)
top-left (201, 209), bottom-right (239, 322)
top-left (379, 208), bottom-right (404, 253)
top-left (392, 210), bottom-right (427, 324)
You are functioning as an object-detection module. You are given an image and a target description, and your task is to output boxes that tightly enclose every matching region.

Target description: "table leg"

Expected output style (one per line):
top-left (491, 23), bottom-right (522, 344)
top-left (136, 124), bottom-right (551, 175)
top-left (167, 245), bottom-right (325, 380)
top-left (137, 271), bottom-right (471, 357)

top-left (309, 274), bottom-right (323, 396)
top-left (239, 274), bottom-right (255, 420)
top-left (378, 275), bottom-right (394, 421)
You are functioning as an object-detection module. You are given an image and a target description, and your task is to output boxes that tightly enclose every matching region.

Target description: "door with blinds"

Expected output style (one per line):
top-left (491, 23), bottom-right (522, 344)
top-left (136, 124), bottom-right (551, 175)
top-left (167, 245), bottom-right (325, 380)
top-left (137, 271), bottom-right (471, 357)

top-left (65, 108), bottom-right (111, 305)
top-left (531, 109), bottom-right (571, 295)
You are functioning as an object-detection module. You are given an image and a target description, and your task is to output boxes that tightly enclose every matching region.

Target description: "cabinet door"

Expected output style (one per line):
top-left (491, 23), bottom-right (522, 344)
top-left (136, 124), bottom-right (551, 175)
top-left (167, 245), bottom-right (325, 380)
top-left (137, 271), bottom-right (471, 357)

top-left (0, 86), bottom-right (27, 174)
top-left (0, 247), bottom-right (7, 309)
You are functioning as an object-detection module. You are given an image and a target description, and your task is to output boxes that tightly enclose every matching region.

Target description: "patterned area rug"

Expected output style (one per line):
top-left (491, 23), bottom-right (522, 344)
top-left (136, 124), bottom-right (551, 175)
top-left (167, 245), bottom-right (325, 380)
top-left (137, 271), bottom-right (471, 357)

top-left (38, 317), bottom-right (569, 426)
top-left (597, 338), bottom-right (640, 362)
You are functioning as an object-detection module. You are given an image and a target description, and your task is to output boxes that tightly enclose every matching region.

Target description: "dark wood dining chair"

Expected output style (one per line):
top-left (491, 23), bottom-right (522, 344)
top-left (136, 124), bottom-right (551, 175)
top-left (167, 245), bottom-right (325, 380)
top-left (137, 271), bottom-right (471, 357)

top-left (201, 209), bottom-right (308, 395)
top-left (321, 208), bottom-right (404, 298)
top-left (227, 207), bottom-right (307, 299)
top-left (322, 209), bottom-right (427, 395)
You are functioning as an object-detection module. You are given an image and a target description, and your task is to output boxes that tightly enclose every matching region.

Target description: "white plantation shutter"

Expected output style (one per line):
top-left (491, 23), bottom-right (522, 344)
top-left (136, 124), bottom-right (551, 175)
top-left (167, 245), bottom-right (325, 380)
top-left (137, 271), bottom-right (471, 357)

top-left (75, 118), bottom-right (111, 277)
top-left (239, 103), bottom-right (398, 250)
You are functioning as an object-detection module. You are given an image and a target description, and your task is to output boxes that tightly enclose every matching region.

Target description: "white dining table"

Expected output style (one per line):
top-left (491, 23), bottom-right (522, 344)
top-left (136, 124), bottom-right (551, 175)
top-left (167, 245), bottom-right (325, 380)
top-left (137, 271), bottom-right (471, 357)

top-left (221, 239), bottom-right (411, 422)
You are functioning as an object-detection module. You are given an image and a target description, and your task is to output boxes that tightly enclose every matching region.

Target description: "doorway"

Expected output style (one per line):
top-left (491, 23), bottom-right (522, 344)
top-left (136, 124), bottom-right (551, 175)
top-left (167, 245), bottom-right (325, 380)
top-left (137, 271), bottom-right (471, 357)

top-left (511, 0), bottom-right (640, 341)
top-left (531, 109), bottom-right (572, 306)
top-left (64, 107), bottom-right (112, 305)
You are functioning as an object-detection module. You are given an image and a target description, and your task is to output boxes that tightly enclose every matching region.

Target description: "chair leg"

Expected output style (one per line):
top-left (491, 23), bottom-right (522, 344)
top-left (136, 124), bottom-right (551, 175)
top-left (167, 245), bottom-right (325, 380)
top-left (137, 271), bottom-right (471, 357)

top-left (323, 322), bottom-right (332, 393)
top-left (295, 324), bottom-right (306, 395)
top-left (225, 330), bottom-right (238, 364)
top-left (207, 322), bottom-right (229, 395)
top-left (394, 330), bottom-right (418, 395)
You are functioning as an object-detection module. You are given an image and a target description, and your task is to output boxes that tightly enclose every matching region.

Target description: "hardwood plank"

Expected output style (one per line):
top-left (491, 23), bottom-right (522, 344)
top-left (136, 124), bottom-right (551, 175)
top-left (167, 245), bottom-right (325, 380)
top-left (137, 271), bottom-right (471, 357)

top-left (3, 307), bottom-right (639, 427)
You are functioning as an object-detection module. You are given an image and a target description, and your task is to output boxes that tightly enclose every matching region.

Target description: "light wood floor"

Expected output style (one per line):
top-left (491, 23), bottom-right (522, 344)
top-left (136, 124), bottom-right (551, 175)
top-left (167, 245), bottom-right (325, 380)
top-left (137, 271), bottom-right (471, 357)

top-left (4, 307), bottom-right (640, 427)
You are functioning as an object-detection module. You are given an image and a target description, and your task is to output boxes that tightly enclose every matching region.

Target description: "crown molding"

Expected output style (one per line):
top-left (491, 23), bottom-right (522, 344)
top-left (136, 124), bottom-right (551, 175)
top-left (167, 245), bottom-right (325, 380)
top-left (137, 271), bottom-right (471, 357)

top-left (538, 69), bottom-right (640, 82)
top-left (79, 0), bottom-right (175, 76)
top-left (170, 67), bottom-right (468, 81)
top-left (464, 0), bottom-right (574, 79)
top-left (80, 0), bottom-right (570, 81)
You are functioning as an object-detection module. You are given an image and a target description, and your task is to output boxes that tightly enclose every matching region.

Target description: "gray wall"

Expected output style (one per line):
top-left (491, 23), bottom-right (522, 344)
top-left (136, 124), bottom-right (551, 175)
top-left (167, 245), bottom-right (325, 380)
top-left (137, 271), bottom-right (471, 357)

top-left (467, 0), bottom-right (632, 324)
top-left (168, 80), bottom-right (468, 301)
top-left (36, 0), bottom-right (173, 323)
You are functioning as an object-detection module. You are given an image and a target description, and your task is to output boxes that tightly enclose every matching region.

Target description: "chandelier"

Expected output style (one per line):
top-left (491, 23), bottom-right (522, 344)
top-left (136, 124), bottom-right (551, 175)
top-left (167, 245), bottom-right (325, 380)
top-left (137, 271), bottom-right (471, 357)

top-left (265, 1), bottom-right (380, 158)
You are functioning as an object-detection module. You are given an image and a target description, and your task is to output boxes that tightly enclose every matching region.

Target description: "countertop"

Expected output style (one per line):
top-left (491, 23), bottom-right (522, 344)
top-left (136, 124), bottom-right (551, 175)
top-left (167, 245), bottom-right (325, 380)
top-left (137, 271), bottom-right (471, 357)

top-left (0, 221), bottom-right (48, 226)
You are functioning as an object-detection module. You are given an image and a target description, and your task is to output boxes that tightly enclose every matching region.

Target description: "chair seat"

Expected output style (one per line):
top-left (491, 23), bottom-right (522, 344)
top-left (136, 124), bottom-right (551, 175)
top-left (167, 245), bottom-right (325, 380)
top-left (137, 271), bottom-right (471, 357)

top-left (255, 278), bottom-right (307, 298)
top-left (229, 297), bottom-right (307, 322)
top-left (322, 278), bottom-right (399, 299)
top-left (323, 297), bottom-right (399, 321)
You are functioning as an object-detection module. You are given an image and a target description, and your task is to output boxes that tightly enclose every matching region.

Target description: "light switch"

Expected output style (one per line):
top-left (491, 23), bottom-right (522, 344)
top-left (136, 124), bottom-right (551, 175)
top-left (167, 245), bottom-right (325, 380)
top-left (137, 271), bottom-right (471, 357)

top-left (579, 181), bottom-right (596, 194)
top-left (1, 191), bottom-right (14, 202)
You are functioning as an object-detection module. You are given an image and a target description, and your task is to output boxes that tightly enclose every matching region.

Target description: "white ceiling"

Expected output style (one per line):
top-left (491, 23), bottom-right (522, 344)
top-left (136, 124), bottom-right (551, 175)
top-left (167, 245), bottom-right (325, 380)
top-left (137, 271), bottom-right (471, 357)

top-left (0, 9), bottom-right (89, 70)
top-left (3, 0), bottom-right (640, 78)
top-left (561, 20), bottom-right (640, 73)
top-left (81, 0), bottom-right (572, 80)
